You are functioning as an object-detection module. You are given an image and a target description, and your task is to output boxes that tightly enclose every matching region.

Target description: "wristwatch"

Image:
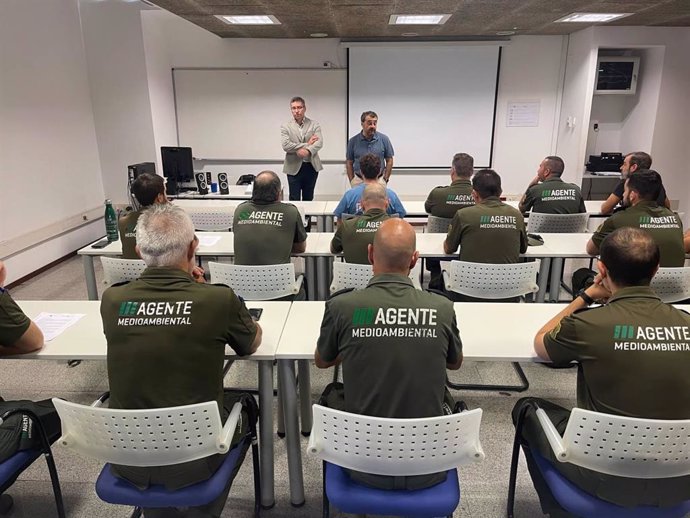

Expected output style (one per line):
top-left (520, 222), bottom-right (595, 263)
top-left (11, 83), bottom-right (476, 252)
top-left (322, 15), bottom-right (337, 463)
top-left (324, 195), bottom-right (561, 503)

top-left (577, 290), bottom-right (595, 306)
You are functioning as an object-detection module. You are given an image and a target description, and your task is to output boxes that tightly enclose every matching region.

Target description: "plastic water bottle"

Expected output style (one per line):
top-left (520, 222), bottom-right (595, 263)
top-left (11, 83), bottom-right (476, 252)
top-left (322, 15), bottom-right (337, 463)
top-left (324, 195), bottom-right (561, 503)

top-left (105, 199), bottom-right (119, 242)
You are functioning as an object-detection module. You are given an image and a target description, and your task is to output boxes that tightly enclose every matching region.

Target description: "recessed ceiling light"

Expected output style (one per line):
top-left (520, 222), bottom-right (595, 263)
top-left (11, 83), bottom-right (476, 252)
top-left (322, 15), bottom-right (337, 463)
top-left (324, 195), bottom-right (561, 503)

top-left (555, 12), bottom-right (632, 23)
top-left (215, 15), bottom-right (281, 25)
top-left (310, 32), bottom-right (329, 38)
top-left (389, 14), bottom-right (451, 25)
top-left (496, 31), bottom-right (515, 36)
top-left (401, 32), bottom-right (419, 37)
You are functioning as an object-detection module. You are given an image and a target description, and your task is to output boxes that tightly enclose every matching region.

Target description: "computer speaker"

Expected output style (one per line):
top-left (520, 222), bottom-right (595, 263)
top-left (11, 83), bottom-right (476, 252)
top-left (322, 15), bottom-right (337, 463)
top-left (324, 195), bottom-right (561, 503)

top-left (218, 173), bottom-right (230, 195)
top-left (206, 171), bottom-right (212, 186)
top-left (195, 172), bottom-right (209, 195)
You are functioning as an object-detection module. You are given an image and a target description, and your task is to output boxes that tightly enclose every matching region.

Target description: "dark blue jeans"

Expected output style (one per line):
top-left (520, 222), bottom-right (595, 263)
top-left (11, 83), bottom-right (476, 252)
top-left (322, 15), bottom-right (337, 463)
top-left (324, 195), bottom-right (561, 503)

top-left (287, 162), bottom-right (318, 201)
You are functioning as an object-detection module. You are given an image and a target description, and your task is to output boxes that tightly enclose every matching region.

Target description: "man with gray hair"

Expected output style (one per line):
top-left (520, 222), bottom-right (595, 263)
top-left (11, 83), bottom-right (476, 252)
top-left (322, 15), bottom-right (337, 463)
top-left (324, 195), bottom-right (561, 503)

top-left (101, 203), bottom-right (262, 518)
top-left (330, 183), bottom-right (390, 264)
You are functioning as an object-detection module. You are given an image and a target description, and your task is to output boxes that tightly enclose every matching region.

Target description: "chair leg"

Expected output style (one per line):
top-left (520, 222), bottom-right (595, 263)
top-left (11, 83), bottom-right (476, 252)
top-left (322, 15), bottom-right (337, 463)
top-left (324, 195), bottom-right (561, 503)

top-left (0, 494), bottom-right (13, 514)
top-left (447, 362), bottom-right (529, 392)
top-left (507, 402), bottom-right (533, 518)
top-left (251, 441), bottom-right (261, 518)
top-left (43, 450), bottom-right (66, 518)
top-left (130, 507), bottom-right (143, 518)
top-left (322, 461), bottom-right (330, 518)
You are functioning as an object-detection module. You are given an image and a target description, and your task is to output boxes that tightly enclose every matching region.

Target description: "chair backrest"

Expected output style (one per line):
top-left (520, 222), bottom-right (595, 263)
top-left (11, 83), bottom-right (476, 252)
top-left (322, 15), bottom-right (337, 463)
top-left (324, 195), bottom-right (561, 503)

top-left (208, 262), bottom-right (298, 300)
top-left (560, 408), bottom-right (690, 479)
top-left (426, 215), bottom-right (452, 233)
top-left (445, 260), bottom-right (540, 299)
top-left (308, 405), bottom-right (484, 476)
top-left (329, 261), bottom-right (422, 294)
top-left (651, 267), bottom-right (690, 303)
top-left (187, 209), bottom-right (233, 232)
top-left (100, 257), bottom-right (147, 286)
top-left (52, 398), bottom-right (224, 467)
top-left (340, 213), bottom-right (357, 221)
top-left (526, 212), bottom-right (589, 233)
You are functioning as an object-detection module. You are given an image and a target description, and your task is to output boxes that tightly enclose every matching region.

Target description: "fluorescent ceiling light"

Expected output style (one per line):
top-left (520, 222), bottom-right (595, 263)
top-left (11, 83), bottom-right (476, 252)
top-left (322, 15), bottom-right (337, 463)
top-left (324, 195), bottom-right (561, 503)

top-left (389, 14), bottom-right (451, 25)
top-left (555, 12), bottom-right (632, 23)
top-left (215, 15), bottom-right (281, 25)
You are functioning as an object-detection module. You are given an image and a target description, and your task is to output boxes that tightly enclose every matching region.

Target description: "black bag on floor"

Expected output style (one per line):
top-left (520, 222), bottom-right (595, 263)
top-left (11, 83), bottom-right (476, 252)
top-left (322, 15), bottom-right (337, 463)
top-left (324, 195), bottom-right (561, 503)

top-left (0, 398), bottom-right (61, 463)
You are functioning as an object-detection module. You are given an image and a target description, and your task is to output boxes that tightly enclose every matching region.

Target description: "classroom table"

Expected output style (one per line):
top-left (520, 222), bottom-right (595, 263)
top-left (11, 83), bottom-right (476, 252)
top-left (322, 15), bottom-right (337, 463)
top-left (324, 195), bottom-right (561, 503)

top-left (77, 232), bottom-right (326, 301)
top-left (15, 299), bottom-right (291, 510)
top-left (170, 185), bottom-right (252, 200)
top-left (274, 301), bottom-right (560, 505)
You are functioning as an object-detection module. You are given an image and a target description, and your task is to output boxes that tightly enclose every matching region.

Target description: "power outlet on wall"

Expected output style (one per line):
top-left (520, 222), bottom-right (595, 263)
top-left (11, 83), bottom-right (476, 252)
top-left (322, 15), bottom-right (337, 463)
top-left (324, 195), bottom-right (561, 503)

top-left (592, 119), bottom-right (599, 132)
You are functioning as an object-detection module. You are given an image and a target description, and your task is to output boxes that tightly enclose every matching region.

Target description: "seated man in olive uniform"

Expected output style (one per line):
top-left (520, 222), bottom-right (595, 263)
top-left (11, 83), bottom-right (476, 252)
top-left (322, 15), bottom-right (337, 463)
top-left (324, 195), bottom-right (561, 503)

top-left (518, 155), bottom-right (586, 214)
top-left (444, 169), bottom-right (527, 264)
top-left (330, 183), bottom-right (390, 264)
top-left (233, 170), bottom-right (307, 265)
top-left (119, 173), bottom-right (167, 259)
top-left (514, 227), bottom-right (690, 516)
top-left (101, 204), bottom-right (262, 518)
top-left (586, 170), bottom-right (684, 267)
top-left (316, 219), bottom-right (463, 490)
top-left (424, 153), bottom-right (475, 288)
top-left (0, 261), bottom-right (43, 357)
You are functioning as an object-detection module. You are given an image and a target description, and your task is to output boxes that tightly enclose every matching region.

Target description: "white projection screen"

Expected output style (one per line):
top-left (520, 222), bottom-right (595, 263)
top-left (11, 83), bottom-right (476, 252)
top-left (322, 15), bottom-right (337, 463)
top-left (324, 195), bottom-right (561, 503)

top-left (348, 45), bottom-right (501, 168)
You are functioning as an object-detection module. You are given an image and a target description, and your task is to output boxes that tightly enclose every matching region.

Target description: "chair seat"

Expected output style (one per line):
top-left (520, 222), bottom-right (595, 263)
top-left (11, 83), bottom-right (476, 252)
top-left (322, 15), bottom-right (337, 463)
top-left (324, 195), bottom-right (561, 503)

top-left (531, 449), bottom-right (690, 518)
top-left (96, 437), bottom-right (248, 508)
top-left (325, 462), bottom-right (459, 517)
top-left (0, 450), bottom-right (40, 488)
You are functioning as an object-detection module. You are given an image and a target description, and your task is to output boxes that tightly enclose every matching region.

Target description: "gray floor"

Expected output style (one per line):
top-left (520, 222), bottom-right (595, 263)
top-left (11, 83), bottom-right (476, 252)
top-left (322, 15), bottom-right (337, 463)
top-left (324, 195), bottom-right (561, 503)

top-left (2, 255), bottom-right (584, 517)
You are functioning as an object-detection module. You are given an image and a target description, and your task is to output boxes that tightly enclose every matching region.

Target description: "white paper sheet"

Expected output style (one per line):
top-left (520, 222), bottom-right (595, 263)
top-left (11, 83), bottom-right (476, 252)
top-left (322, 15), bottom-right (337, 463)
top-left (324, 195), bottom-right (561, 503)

top-left (33, 313), bottom-right (85, 342)
top-left (198, 235), bottom-right (222, 247)
top-left (507, 101), bottom-right (540, 127)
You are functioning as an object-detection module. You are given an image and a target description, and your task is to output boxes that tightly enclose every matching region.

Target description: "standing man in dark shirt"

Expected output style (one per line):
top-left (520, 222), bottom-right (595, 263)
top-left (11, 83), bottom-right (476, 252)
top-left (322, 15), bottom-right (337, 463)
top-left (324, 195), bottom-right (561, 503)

top-left (518, 156), bottom-right (585, 214)
top-left (281, 96), bottom-right (323, 201)
top-left (425, 153), bottom-right (475, 219)
top-left (600, 151), bottom-right (669, 214)
top-left (233, 171), bottom-right (307, 265)
top-left (118, 173), bottom-right (167, 259)
top-left (101, 204), bottom-right (261, 518)
top-left (514, 227), bottom-right (690, 515)
top-left (346, 111), bottom-right (394, 185)
top-left (316, 219), bottom-right (462, 490)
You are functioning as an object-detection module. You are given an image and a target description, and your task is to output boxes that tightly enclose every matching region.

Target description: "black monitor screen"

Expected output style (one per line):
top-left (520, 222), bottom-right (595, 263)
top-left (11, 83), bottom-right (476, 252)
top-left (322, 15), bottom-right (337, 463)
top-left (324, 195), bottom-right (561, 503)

top-left (161, 147), bottom-right (194, 182)
top-left (596, 61), bottom-right (635, 91)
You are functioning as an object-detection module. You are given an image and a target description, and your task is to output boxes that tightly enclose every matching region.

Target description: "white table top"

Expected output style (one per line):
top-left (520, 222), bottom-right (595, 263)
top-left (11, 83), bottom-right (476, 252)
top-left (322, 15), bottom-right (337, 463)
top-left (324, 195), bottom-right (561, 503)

top-left (15, 300), bottom-right (291, 361)
top-left (172, 199), bottom-right (328, 216)
top-left (171, 185), bottom-right (252, 199)
top-left (276, 301), bottom-right (570, 361)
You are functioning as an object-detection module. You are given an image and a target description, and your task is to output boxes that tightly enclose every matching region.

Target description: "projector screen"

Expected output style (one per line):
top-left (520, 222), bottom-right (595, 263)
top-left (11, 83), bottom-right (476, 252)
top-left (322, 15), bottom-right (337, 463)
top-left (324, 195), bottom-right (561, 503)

top-left (348, 45), bottom-right (501, 168)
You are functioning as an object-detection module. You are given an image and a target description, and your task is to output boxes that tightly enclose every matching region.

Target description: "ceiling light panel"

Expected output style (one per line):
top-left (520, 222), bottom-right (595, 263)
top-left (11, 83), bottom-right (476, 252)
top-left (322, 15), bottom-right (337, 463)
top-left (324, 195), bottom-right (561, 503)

top-left (215, 15), bottom-right (281, 25)
top-left (555, 13), bottom-right (632, 23)
top-left (389, 14), bottom-right (451, 25)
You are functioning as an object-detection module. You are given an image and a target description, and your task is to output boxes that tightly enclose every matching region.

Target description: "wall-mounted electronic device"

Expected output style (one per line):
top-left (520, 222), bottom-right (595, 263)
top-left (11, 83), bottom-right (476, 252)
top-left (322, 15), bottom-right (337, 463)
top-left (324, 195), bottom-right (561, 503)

top-left (595, 57), bottom-right (639, 95)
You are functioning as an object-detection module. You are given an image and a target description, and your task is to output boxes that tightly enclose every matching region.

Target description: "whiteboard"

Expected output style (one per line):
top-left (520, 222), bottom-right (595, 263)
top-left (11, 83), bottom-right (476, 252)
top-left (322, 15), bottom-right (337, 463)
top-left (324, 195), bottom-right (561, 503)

top-left (173, 69), bottom-right (347, 161)
top-left (348, 46), bottom-right (500, 168)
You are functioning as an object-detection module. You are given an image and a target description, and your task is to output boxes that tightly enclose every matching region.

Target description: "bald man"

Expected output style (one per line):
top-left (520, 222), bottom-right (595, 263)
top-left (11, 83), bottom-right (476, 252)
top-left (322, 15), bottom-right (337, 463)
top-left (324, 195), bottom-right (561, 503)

top-left (315, 219), bottom-right (463, 491)
top-left (330, 183), bottom-right (390, 264)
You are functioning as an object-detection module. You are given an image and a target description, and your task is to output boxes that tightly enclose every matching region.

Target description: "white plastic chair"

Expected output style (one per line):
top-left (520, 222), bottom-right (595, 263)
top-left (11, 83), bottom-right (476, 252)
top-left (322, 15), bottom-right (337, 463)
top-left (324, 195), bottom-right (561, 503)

top-left (308, 404), bottom-right (485, 476)
top-left (526, 212), bottom-right (589, 233)
top-left (651, 267), bottom-right (690, 303)
top-left (187, 209), bottom-right (233, 232)
top-left (426, 215), bottom-right (452, 233)
top-left (52, 398), bottom-right (241, 466)
top-left (208, 262), bottom-right (303, 300)
top-left (100, 257), bottom-right (147, 286)
top-left (442, 260), bottom-right (540, 299)
top-left (329, 261), bottom-right (422, 294)
top-left (508, 406), bottom-right (690, 517)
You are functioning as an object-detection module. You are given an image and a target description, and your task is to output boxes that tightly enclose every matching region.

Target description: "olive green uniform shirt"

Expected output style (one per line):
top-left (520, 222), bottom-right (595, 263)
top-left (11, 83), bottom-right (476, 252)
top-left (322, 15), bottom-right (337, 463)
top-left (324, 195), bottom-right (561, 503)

top-left (445, 197), bottom-right (528, 263)
top-left (233, 200), bottom-right (307, 265)
top-left (424, 178), bottom-right (475, 219)
top-left (0, 290), bottom-right (31, 346)
top-left (330, 208), bottom-right (389, 264)
top-left (522, 177), bottom-right (586, 214)
top-left (101, 267), bottom-right (257, 414)
top-left (118, 210), bottom-right (141, 259)
top-left (317, 274), bottom-right (462, 418)
top-left (591, 201), bottom-right (684, 266)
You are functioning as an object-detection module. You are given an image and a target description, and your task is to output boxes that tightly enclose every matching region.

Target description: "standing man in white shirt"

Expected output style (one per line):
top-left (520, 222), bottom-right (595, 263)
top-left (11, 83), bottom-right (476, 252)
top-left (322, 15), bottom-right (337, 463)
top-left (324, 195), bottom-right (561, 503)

top-left (281, 96), bottom-right (324, 201)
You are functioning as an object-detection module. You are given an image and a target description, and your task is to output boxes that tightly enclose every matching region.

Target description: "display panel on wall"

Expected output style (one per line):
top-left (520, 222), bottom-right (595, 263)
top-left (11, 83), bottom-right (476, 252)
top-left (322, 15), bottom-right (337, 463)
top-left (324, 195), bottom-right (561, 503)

top-left (173, 68), bottom-right (347, 161)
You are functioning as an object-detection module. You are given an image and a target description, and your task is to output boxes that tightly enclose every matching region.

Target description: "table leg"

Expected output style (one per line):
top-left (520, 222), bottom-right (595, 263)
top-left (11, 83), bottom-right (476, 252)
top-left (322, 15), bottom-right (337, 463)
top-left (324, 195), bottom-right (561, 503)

top-left (316, 215), bottom-right (326, 232)
top-left (536, 258), bottom-right (550, 303)
top-left (325, 216), bottom-right (334, 232)
top-left (83, 255), bottom-right (98, 301)
top-left (278, 359), bottom-right (305, 507)
top-left (305, 256), bottom-right (317, 301)
top-left (277, 368), bottom-right (285, 437)
top-left (258, 361), bottom-right (275, 509)
top-left (297, 359), bottom-right (312, 436)
top-left (316, 257), bottom-right (328, 300)
top-left (549, 258), bottom-right (564, 302)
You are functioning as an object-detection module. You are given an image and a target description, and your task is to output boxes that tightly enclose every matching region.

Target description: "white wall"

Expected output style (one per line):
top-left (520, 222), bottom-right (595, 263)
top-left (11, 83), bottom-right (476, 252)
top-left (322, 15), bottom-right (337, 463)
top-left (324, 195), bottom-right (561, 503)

top-left (0, 0), bottom-right (105, 284)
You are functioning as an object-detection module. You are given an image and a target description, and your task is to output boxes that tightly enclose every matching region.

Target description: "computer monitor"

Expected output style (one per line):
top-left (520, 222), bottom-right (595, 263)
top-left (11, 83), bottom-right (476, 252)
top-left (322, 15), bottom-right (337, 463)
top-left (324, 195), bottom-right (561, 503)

top-left (161, 147), bottom-right (194, 183)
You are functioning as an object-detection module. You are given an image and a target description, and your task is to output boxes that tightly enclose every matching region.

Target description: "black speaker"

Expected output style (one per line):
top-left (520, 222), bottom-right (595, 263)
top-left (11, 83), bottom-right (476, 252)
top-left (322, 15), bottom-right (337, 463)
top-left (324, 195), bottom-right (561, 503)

top-left (195, 172), bottom-right (209, 195)
top-left (166, 178), bottom-right (178, 196)
top-left (218, 172), bottom-right (230, 195)
top-left (206, 171), bottom-right (212, 186)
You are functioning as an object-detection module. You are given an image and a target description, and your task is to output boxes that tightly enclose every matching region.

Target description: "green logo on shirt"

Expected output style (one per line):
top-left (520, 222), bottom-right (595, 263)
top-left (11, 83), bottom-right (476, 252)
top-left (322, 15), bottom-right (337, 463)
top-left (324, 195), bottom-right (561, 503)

top-left (542, 190), bottom-right (551, 197)
top-left (613, 324), bottom-right (635, 339)
top-left (117, 301), bottom-right (193, 326)
top-left (238, 211), bottom-right (251, 221)
top-left (480, 215), bottom-right (490, 223)
top-left (352, 307), bottom-right (375, 325)
top-left (356, 219), bottom-right (367, 229)
top-left (639, 215), bottom-right (679, 228)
